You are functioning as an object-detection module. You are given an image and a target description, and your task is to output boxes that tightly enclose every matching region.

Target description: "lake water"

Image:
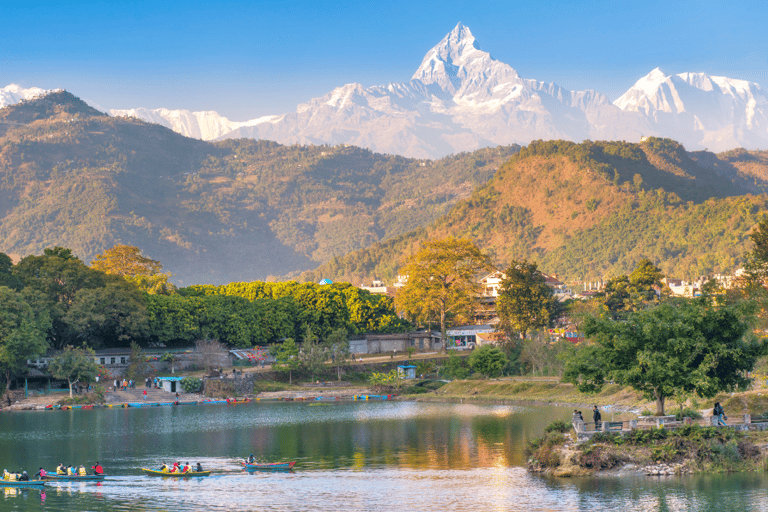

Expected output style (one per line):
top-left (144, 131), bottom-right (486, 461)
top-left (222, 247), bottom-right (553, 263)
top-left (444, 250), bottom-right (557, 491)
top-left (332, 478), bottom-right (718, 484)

top-left (0, 400), bottom-right (766, 511)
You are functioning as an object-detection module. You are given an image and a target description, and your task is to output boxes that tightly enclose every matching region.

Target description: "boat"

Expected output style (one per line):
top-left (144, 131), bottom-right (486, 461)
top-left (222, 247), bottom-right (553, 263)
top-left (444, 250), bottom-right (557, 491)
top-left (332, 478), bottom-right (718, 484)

top-left (141, 468), bottom-right (211, 477)
top-left (40, 474), bottom-right (105, 481)
top-left (0, 480), bottom-right (45, 487)
top-left (241, 461), bottom-right (296, 471)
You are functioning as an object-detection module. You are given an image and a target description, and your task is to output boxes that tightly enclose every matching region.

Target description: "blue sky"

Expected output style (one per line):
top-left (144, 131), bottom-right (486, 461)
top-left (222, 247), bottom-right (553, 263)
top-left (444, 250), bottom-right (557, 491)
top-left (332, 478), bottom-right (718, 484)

top-left (1, 0), bottom-right (765, 120)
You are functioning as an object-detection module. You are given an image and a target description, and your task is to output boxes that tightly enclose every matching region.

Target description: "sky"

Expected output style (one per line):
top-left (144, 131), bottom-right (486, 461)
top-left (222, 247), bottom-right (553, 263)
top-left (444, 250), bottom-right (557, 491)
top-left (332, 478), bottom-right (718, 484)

top-left (1, 0), bottom-right (766, 120)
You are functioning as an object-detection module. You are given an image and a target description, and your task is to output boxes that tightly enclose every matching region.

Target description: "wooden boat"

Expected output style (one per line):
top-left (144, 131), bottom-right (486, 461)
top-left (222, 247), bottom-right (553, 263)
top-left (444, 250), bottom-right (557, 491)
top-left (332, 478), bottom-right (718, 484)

top-left (0, 480), bottom-right (45, 487)
top-left (141, 468), bottom-right (211, 477)
top-left (241, 460), bottom-right (296, 471)
top-left (41, 474), bottom-right (105, 481)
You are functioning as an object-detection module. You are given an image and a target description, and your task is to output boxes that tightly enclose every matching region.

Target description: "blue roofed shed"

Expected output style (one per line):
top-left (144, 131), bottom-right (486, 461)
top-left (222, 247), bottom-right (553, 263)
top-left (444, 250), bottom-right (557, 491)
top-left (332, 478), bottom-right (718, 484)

top-left (397, 365), bottom-right (417, 380)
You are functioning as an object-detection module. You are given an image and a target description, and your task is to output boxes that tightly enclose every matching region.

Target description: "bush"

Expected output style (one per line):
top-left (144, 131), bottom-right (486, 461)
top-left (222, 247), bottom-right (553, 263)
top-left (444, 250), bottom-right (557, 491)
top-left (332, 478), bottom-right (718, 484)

top-left (403, 386), bottom-right (430, 395)
top-left (180, 377), bottom-right (203, 394)
top-left (675, 407), bottom-right (703, 421)
top-left (544, 420), bottom-right (572, 434)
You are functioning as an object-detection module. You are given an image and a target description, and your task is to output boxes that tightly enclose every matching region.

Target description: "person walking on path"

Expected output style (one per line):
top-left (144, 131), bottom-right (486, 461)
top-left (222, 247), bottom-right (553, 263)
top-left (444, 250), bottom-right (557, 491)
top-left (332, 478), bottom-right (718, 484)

top-left (143, 389), bottom-right (147, 400)
top-left (713, 402), bottom-right (727, 426)
top-left (593, 405), bottom-right (602, 430)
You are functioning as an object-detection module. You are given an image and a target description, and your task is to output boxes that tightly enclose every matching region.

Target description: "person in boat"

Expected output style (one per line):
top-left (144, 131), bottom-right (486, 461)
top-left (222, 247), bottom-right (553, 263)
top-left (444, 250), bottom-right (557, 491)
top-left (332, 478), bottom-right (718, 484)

top-left (159, 463), bottom-right (169, 473)
top-left (247, 454), bottom-right (255, 464)
top-left (3, 469), bottom-right (9, 481)
top-left (19, 471), bottom-right (29, 482)
top-left (35, 468), bottom-right (47, 478)
top-left (91, 462), bottom-right (104, 475)
top-left (56, 463), bottom-right (66, 475)
top-left (170, 462), bottom-right (180, 473)
top-left (182, 462), bottom-right (191, 473)
top-left (78, 465), bottom-right (87, 476)
top-left (195, 463), bottom-right (203, 472)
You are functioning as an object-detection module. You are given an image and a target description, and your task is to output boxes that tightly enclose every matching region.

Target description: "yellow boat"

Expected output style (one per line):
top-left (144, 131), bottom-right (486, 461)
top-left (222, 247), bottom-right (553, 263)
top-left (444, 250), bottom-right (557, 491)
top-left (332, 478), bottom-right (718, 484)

top-left (141, 468), bottom-right (211, 477)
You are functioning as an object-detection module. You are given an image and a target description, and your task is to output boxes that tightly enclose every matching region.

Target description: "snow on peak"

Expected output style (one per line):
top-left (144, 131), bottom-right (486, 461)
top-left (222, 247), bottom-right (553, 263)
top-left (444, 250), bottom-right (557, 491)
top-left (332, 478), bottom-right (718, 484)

top-left (411, 22), bottom-right (519, 96)
top-left (0, 84), bottom-right (54, 108)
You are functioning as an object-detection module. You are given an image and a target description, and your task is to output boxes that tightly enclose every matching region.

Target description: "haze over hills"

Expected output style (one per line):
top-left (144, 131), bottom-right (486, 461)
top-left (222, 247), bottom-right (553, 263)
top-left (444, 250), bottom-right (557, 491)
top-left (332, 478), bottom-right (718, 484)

top-left (83, 23), bottom-right (768, 159)
top-left (0, 90), bottom-right (518, 285)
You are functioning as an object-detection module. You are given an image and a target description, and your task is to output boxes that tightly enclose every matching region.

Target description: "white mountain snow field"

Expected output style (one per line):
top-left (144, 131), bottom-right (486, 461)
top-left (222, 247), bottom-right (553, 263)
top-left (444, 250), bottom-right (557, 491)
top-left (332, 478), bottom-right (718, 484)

top-left (5, 24), bottom-right (768, 157)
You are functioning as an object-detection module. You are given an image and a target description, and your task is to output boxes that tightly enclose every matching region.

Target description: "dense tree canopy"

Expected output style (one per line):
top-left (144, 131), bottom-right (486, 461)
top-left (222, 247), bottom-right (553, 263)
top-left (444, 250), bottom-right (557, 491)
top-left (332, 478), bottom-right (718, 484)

top-left (564, 298), bottom-right (765, 415)
top-left (49, 345), bottom-right (99, 398)
top-left (0, 287), bottom-right (49, 385)
top-left (496, 260), bottom-right (560, 339)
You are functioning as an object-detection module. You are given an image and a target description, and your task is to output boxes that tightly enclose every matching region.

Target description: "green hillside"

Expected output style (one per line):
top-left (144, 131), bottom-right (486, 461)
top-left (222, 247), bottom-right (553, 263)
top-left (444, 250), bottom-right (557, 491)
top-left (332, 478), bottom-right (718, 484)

top-left (0, 91), bottom-right (519, 285)
top-left (303, 139), bottom-right (768, 283)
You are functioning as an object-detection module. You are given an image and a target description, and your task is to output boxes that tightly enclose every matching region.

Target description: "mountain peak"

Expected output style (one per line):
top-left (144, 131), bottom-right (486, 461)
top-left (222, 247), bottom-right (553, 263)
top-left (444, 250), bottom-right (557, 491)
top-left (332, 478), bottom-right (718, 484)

top-left (0, 90), bottom-right (107, 124)
top-left (411, 23), bottom-right (518, 95)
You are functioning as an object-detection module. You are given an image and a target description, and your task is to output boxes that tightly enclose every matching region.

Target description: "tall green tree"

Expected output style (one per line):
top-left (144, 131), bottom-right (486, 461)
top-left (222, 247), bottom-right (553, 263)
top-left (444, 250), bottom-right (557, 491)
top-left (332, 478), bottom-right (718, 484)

top-left (49, 345), bottom-right (99, 398)
top-left (13, 247), bottom-right (106, 349)
top-left (0, 287), bottom-right (49, 386)
top-left (603, 259), bottom-right (665, 317)
top-left (271, 338), bottom-right (300, 385)
top-left (325, 327), bottom-right (350, 381)
top-left (395, 237), bottom-right (493, 342)
top-left (63, 280), bottom-right (150, 349)
top-left (496, 260), bottom-right (560, 339)
top-left (564, 298), bottom-right (765, 415)
top-left (300, 325), bottom-right (328, 382)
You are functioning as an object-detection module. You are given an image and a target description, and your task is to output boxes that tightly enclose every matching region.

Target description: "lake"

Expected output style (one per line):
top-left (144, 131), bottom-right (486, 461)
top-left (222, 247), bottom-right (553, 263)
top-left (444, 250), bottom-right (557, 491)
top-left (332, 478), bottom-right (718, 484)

top-left (0, 400), bottom-right (766, 511)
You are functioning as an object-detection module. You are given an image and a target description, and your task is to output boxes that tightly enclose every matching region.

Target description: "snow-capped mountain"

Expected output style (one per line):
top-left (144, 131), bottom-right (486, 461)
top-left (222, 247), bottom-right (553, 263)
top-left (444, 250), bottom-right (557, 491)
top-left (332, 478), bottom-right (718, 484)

top-left (614, 68), bottom-right (768, 151)
top-left (0, 84), bottom-right (53, 108)
top-left (4, 24), bottom-right (768, 157)
top-left (216, 23), bottom-right (649, 157)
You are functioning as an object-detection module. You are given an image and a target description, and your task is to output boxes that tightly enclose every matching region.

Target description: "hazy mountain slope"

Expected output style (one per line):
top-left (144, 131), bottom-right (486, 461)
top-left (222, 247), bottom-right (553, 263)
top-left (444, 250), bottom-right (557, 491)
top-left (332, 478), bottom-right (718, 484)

top-left (0, 92), bottom-right (518, 284)
top-left (301, 138), bottom-right (768, 284)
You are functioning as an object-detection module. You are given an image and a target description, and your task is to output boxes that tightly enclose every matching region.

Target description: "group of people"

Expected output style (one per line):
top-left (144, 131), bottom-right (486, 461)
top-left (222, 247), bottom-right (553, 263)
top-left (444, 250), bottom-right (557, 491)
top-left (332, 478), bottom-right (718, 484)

top-left (114, 379), bottom-right (135, 391)
top-left (572, 406), bottom-right (602, 428)
top-left (3, 469), bottom-right (29, 481)
top-left (55, 462), bottom-right (103, 476)
top-left (157, 461), bottom-right (203, 473)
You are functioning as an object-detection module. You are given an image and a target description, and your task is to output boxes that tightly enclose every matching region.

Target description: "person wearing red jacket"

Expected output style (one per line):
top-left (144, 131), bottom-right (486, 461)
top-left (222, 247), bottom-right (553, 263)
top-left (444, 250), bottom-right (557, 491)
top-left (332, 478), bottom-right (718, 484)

top-left (91, 462), bottom-right (104, 475)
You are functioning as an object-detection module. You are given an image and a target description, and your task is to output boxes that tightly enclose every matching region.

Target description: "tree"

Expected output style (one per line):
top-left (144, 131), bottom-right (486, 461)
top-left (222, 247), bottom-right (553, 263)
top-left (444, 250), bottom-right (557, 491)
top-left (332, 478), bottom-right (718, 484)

top-left (299, 325), bottom-right (328, 382)
top-left (468, 345), bottom-right (508, 378)
top-left (325, 328), bottom-right (350, 381)
top-left (0, 287), bottom-right (49, 386)
top-left (395, 237), bottom-right (493, 343)
top-left (496, 260), bottom-right (560, 339)
top-left (124, 342), bottom-right (149, 382)
top-left (271, 338), bottom-right (300, 385)
top-left (161, 352), bottom-right (177, 374)
top-left (62, 280), bottom-right (150, 349)
top-left (91, 244), bottom-right (176, 295)
top-left (49, 345), bottom-right (99, 398)
top-left (603, 259), bottom-right (664, 317)
top-left (13, 247), bottom-right (106, 349)
top-left (563, 298), bottom-right (765, 415)
top-left (194, 338), bottom-right (229, 375)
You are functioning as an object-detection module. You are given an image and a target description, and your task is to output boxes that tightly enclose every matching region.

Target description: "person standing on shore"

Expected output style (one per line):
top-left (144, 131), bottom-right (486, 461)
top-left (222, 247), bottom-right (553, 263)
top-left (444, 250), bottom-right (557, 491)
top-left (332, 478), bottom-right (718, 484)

top-left (593, 405), bottom-right (602, 430)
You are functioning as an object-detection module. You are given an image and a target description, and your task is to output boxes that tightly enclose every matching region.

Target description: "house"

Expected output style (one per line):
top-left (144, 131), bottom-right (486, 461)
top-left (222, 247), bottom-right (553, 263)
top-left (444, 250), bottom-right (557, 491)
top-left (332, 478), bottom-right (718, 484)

top-left (157, 376), bottom-right (185, 394)
top-left (446, 325), bottom-right (495, 350)
top-left (349, 331), bottom-right (442, 354)
top-left (397, 365), bottom-right (417, 379)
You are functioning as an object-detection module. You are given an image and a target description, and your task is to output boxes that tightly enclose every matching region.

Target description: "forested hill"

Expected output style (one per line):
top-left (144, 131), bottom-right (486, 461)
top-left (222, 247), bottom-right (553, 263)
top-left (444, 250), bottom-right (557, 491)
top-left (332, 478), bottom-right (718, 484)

top-left (0, 91), bottom-right (519, 285)
top-left (302, 139), bottom-right (768, 284)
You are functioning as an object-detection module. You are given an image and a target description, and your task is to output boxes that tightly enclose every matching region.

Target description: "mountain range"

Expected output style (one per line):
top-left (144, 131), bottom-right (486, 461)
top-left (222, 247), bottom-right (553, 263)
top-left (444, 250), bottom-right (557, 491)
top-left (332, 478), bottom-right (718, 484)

top-left (82, 23), bottom-right (768, 159)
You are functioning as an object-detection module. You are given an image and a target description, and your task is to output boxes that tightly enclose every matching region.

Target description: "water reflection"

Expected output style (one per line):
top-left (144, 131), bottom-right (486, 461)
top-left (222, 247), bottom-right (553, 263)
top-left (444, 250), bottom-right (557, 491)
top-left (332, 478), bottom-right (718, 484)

top-left (0, 402), bottom-right (766, 510)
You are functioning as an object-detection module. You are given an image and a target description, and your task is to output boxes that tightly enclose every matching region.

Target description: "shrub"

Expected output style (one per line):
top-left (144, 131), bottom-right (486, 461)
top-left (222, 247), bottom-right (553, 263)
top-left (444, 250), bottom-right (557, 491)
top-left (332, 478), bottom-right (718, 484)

top-left (403, 386), bottom-right (429, 395)
top-left (544, 420), bottom-right (572, 434)
top-left (675, 407), bottom-right (703, 421)
top-left (180, 377), bottom-right (203, 393)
